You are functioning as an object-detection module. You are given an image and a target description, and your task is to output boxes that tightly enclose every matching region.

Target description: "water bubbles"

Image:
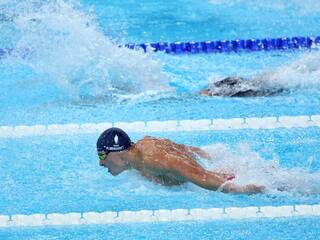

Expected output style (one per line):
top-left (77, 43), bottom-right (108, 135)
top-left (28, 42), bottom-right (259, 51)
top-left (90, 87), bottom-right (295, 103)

top-left (206, 51), bottom-right (320, 95)
top-left (258, 52), bottom-right (320, 90)
top-left (2, 0), bottom-right (170, 100)
top-left (201, 143), bottom-right (320, 194)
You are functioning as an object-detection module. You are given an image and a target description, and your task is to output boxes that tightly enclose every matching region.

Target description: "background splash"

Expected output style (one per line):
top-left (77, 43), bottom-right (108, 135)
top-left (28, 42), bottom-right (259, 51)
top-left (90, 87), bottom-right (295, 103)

top-left (0, 0), bottom-right (170, 99)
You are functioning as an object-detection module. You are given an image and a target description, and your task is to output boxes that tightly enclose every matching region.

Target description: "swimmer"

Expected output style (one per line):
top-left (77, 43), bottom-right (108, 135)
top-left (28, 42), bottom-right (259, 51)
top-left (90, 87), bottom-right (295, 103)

top-left (200, 76), bottom-right (284, 97)
top-left (201, 50), bottom-right (320, 97)
top-left (97, 127), bottom-right (265, 194)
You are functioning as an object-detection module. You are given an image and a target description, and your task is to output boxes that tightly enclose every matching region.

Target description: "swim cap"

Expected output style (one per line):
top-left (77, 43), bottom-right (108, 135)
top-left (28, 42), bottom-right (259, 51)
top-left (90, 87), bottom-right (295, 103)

top-left (97, 127), bottom-right (132, 156)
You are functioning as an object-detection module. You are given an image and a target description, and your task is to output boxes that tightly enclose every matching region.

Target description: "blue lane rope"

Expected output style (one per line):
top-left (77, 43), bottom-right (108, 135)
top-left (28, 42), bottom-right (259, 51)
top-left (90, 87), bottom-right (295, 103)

top-left (127, 36), bottom-right (320, 54)
top-left (0, 48), bottom-right (13, 58)
top-left (1, 36), bottom-right (319, 58)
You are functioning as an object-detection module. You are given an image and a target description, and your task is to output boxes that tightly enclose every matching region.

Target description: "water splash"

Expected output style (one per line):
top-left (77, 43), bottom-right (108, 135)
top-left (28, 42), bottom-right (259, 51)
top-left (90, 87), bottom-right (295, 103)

top-left (257, 52), bottom-right (320, 89)
top-left (207, 51), bottom-right (320, 94)
top-left (201, 143), bottom-right (320, 194)
top-left (1, 0), bottom-right (171, 99)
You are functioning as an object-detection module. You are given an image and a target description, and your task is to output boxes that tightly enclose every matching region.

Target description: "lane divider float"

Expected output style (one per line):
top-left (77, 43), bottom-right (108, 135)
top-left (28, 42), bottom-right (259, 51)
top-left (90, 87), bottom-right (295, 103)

top-left (127, 35), bottom-right (320, 54)
top-left (0, 204), bottom-right (319, 228)
top-left (1, 36), bottom-right (319, 58)
top-left (0, 115), bottom-right (319, 138)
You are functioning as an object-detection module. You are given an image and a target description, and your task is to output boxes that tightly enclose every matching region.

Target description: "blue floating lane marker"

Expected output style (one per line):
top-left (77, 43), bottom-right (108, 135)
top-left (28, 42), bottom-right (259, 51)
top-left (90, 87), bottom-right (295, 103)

top-left (0, 48), bottom-right (13, 58)
top-left (129, 35), bottom-right (320, 54)
top-left (1, 36), bottom-right (319, 58)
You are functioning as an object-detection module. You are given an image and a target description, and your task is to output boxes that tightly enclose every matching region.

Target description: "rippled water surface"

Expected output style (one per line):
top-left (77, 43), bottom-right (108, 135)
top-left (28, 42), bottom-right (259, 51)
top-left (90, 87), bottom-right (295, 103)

top-left (1, 0), bottom-right (320, 239)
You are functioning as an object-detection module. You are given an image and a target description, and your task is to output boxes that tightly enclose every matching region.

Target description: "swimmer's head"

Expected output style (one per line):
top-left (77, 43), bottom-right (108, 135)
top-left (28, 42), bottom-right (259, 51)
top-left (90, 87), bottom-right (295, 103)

top-left (97, 127), bottom-right (132, 173)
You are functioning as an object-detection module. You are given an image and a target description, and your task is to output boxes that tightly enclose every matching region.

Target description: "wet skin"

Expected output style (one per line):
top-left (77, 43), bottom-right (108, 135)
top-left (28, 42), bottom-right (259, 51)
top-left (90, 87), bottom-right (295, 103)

top-left (99, 136), bottom-right (265, 194)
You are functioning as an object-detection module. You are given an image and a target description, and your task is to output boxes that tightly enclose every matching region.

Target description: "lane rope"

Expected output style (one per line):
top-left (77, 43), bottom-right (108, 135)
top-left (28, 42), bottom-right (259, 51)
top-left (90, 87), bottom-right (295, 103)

top-left (0, 115), bottom-right (319, 138)
top-left (1, 36), bottom-right (319, 58)
top-left (1, 204), bottom-right (319, 228)
top-left (128, 36), bottom-right (320, 54)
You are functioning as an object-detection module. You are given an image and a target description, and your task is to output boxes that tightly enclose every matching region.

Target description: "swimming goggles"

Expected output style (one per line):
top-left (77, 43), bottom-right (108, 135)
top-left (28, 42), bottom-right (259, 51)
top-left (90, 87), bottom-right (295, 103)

top-left (98, 151), bottom-right (107, 161)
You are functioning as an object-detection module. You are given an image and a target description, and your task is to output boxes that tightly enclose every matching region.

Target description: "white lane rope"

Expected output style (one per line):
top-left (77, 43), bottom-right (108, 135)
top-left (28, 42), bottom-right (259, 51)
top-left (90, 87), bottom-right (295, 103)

top-left (0, 115), bottom-right (319, 138)
top-left (0, 204), bottom-right (319, 228)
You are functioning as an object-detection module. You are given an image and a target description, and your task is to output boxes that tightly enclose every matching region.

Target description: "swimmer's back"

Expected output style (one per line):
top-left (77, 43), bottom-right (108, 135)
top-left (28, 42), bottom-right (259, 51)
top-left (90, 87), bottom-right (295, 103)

top-left (202, 77), bottom-right (284, 97)
top-left (135, 136), bottom-right (205, 170)
top-left (135, 136), bottom-right (193, 156)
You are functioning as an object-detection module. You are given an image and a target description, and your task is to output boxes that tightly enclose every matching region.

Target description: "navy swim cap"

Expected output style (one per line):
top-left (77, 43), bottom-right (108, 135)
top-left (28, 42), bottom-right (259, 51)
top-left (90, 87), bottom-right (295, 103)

top-left (97, 127), bottom-right (132, 155)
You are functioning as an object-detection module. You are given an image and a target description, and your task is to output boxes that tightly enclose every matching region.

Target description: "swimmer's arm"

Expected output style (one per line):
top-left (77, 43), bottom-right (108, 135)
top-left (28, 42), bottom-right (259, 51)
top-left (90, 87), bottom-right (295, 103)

top-left (176, 144), bottom-right (211, 160)
top-left (160, 138), bottom-right (211, 159)
top-left (186, 146), bottom-right (212, 160)
top-left (143, 152), bottom-right (224, 190)
top-left (140, 171), bottom-right (182, 186)
top-left (170, 158), bottom-right (264, 194)
top-left (167, 157), bottom-right (228, 191)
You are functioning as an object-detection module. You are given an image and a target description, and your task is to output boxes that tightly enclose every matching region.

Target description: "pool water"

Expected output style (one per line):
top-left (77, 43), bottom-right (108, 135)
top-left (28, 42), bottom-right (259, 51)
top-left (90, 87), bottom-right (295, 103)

top-left (1, 0), bottom-right (320, 239)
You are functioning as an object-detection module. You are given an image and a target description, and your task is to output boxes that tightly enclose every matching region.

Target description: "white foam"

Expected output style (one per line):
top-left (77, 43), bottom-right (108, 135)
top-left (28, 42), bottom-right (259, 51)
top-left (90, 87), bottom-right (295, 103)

top-left (255, 52), bottom-right (320, 90)
top-left (201, 143), bottom-right (320, 194)
top-left (3, 0), bottom-right (170, 99)
top-left (207, 51), bottom-right (320, 94)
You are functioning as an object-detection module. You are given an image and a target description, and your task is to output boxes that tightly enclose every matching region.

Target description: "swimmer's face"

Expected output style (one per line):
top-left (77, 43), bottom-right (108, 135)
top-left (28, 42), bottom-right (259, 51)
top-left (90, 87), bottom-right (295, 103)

top-left (99, 151), bottom-right (128, 176)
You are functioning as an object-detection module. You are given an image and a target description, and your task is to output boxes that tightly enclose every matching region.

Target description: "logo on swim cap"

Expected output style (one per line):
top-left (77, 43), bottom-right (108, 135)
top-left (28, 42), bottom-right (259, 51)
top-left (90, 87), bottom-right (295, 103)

top-left (106, 133), bottom-right (123, 150)
top-left (106, 145), bottom-right (124, 151)
top-left (114, 134), bottom-right (119, 146)
top-left (96, 127), bottom-right (132, 156)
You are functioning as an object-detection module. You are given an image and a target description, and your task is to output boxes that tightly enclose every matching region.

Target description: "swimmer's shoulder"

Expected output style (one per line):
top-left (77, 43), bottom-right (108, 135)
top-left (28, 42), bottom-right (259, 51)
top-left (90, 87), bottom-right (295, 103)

top-left (136, 136), bottom-right (158, 146)
top-left (136, 136), bottom-right (175, 148)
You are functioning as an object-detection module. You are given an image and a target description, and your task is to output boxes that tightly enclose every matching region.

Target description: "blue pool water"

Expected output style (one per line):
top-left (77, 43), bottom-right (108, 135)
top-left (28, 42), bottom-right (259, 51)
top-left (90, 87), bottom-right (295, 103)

top-left (1, 0), bottom-right (320, 239)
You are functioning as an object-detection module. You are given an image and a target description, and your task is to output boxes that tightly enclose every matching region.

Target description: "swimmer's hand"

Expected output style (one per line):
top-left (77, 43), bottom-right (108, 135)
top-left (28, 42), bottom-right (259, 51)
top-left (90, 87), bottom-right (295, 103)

top-left (217, 173), bottom-right (235, 181)
top-left (222, 182), bottom-right (265, 194)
